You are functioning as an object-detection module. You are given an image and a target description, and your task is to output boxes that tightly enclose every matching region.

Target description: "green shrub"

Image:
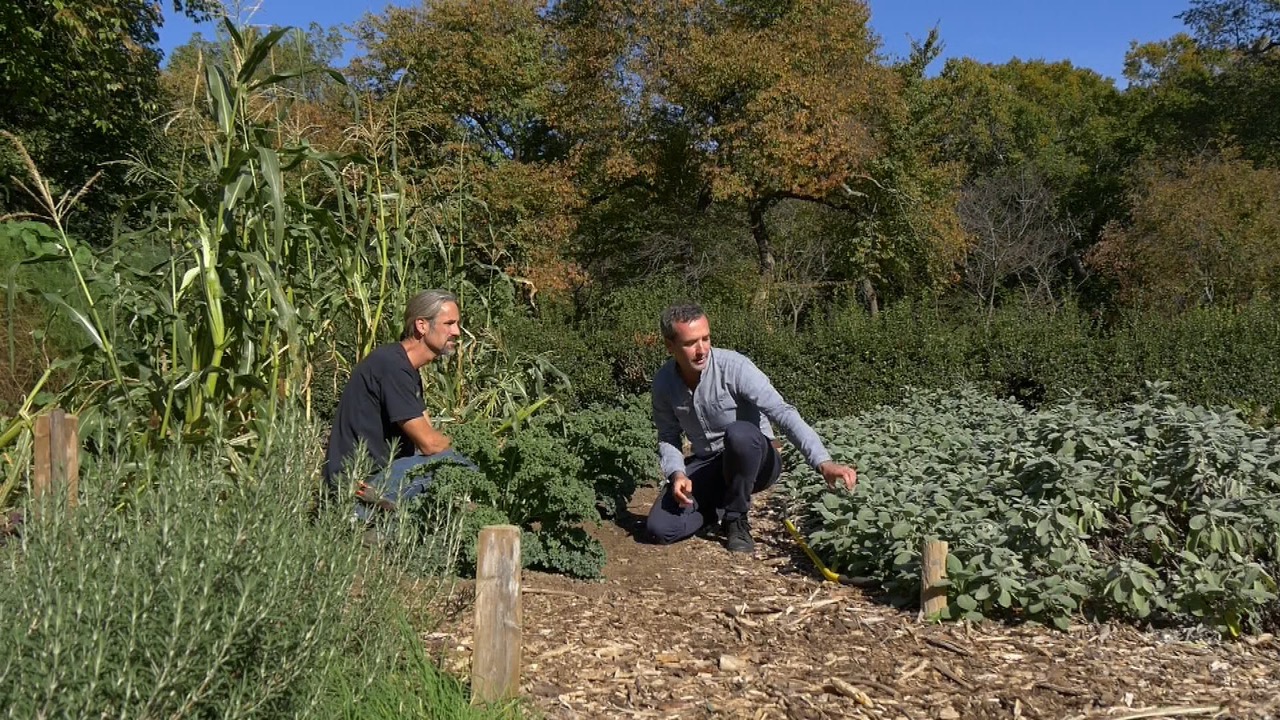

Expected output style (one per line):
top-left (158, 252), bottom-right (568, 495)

top-left (415, 421), bottom-right (600, 578)
top-left (786, 384), bottom-right (1280, 636)
top-left (413, 399), bottom-right (656, 579)
top-left (0, 413), bottom-right (493, 718)
top-left (510, 284), bottom-right (1280, 423)
top-left (561, 394), bottom-right (661, 517)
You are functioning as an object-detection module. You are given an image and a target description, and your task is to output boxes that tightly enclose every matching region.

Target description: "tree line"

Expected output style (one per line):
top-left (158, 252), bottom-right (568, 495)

top-left (3, 0), bottom-right (1278, 319)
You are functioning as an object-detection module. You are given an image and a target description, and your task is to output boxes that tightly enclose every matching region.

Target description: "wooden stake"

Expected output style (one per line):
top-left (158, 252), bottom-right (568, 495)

top-left (33, 414), bottom-right (51, 502)
top-left (471, 524), bottom-right (522, 705)
top-left (32, 409), bottom-right (79, 509)
top-left (921, 539), bottom-right (948, 619)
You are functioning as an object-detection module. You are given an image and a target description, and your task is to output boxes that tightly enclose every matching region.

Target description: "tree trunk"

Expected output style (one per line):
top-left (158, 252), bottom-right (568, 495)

top-left (749, 199), bottom-right (776, 312)
top-left (860, 277), bottom-right (879, 317)
top-left (749, 199), bottom-right (776, 276)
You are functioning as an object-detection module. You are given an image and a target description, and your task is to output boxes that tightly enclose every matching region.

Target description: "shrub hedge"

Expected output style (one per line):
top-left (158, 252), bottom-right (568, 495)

top-left (509, 292), bottom-right (1280, 423)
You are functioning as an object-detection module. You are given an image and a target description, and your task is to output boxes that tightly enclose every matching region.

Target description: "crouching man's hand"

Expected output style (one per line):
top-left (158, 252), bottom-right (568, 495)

top-left (818, 461), bottom-right (858, 491)
top-left (671, 472), bottom-right (695, 508)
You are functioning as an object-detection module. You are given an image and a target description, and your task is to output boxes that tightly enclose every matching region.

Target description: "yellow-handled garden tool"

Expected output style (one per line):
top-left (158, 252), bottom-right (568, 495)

top-left (783, 518), bottom-right (876, 587)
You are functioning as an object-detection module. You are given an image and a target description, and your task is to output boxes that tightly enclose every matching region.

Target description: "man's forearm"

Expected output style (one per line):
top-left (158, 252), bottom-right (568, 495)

top-left (416, 435), bottom-right (451, 455)
top-left (401, 415), bottom-right (451, 456)
top-left (658, 440), bottom-right (686, 480)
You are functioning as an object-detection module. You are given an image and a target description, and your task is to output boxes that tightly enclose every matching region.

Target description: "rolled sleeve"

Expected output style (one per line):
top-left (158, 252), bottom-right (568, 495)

top-left (652, 383), bottom-right (687, 480)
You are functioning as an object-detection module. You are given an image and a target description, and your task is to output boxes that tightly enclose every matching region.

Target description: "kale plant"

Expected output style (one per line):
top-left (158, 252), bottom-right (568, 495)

top-left (410, 398), bottom-right (655, 579)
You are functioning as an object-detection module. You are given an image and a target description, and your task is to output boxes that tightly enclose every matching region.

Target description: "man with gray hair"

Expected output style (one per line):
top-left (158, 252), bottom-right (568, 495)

top-left (324, 289), bottom-right (474, 520)
top-left (648, 302), bottom-right (858, 553)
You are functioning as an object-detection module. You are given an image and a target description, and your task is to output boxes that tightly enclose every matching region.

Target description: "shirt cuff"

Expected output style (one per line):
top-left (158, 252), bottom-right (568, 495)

top-left (809, 453), bottom-right (833, 471)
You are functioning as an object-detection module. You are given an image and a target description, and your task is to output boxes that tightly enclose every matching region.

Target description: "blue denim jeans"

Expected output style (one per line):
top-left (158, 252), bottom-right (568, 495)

top-left (354, 449), bottom-right (478, 522)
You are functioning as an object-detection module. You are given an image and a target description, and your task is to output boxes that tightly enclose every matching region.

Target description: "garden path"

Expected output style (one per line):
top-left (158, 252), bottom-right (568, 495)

top-left (423, 487), bottom-right (1279, 719)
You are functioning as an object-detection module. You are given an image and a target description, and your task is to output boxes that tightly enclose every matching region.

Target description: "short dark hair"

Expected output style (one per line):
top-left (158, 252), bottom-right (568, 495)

top-left (659, 303), bottom-right (706, 340)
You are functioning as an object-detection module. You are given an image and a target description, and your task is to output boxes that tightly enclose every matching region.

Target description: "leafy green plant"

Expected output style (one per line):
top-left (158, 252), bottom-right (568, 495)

top-left (559, 394), bottom-right (661, 517)
top-left (411, 421), bottom-right (599, 578)
top-left (408, 399), bottom-right (655, 579)
top-left (786, 384), bottom-right (1280, 636)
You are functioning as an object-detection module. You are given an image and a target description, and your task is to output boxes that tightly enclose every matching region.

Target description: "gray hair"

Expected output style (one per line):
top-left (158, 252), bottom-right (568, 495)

top-left (659, 303), bottom-right (706, 341)
top-left (402, 289), bottom-right (458, 339)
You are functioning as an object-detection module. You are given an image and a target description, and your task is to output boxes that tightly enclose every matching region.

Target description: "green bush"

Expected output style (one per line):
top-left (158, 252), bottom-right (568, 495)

top-left (786, 385), bottom-right (1280, 636)
top-left (413, 400), bottom-right (655, 579)
top-left (509, 285), bottom-right (1280, 423)
top-left (0, 413), bottom-right (499, 718)
top-left (561, 394), bottom-right (662, 517)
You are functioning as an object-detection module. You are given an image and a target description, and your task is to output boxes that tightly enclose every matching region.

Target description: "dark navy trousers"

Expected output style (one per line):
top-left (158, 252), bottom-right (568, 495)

top-left (646, 421), bottom-right (781, 544)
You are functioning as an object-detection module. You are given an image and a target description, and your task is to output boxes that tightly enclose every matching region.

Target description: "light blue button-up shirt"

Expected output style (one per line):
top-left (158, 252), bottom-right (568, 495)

top-left (651, 348), bottom-right (833, 481)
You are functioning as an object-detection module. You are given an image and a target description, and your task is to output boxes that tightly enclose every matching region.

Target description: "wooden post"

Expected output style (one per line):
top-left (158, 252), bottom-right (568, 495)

top-left (920, 539), bottom-right (948, 619)
top-left (471, 524), bottom-right (522, 705)
top-left (33, 409), bottom-right (80, 509)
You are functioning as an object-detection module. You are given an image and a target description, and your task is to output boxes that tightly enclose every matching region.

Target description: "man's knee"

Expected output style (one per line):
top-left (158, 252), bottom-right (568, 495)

top-left (645, 512), bottom-right (683, 545)
top-left (646, 496), bottom-right (702, 545)
top-left (724, 421), bottom-right (767, 453)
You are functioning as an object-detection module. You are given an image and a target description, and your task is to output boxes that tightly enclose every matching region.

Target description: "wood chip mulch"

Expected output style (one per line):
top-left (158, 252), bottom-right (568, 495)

top-left (423, 487), bottom-right (1280, 719)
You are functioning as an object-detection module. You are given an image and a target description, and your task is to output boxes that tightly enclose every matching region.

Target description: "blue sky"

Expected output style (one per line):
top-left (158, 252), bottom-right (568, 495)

top-left (158, 0), bottom-right (1191, 84)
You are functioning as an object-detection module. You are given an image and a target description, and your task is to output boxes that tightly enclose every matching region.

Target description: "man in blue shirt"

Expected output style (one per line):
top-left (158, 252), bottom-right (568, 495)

top-left (648, 303), bottom-right (858, 553)
top-left (325, 289), bottom-right (474, 520)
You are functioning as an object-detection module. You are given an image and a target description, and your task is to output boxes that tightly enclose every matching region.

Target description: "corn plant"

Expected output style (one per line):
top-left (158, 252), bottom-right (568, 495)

top-left (2, 19), bottom-right (565, 489)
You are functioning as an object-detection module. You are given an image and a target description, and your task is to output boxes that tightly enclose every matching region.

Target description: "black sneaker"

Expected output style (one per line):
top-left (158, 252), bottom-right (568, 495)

top-left (724, 514), bottom-right (755, 554)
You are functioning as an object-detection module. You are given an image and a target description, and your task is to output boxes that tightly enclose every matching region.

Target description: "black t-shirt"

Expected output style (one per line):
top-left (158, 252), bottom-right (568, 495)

top-left (324, 342), bottom-right (426, 485)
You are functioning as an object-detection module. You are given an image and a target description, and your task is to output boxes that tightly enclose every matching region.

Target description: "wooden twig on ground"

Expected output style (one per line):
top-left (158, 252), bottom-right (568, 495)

top-left (798, 598), bottom-right (841, 612)
top-left (1108, 706), bottom-right (1222, 720)
top-left (724, 604), bottom-right (784, 616)
top-left (924, 636), bottom-right (973, 657)
top-left (841, 675), bottom-right (900, 698)
top-left (932, 659), bottom-right (975, 691)
top-left (1033, 681), bottom-right (1088, 697)
top-left (898, 659), bottom-right (930, 682)
top-left (524, 586), bottom-right (582, 598)
top-left (825, 678), bottom-right (874, 706)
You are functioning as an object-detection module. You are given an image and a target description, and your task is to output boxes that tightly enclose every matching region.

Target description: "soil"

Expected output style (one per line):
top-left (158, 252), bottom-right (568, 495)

top-left (423, 486), bottom-right (1280, 719)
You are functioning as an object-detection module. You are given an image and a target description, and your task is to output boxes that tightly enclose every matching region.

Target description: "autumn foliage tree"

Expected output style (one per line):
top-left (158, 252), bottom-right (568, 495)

top-left (1088, 151), bottom-right (1280, 308)
top-left (352, 0), bottom-right (582, 294)
top-left (554, 0), bottom-right (966, 305)
top-left (1125, 0), bottom-right (1280, 166)
top-left (25, 0), bottom-right (1276, 319)
top-left (0, 0), bottom-right (217, 231)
